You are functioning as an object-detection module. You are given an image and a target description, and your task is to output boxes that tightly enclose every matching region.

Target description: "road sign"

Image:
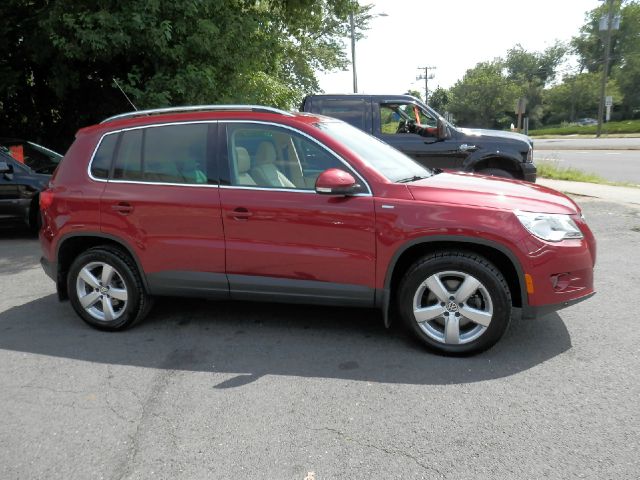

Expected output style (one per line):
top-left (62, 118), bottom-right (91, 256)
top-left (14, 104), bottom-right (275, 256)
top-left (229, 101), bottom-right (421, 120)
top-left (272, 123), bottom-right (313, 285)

top-left (605, 96), bottom-right (613, 107)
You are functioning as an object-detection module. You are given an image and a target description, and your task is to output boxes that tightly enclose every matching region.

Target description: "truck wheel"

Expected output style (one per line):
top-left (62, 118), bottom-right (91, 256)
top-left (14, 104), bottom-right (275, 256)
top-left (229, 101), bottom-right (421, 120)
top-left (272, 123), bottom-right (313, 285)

top-left (478, 168), bottom-right (514, 179)
top-left (67, 246), bottom-right (151, 331)
top-left (397, 251), bottom-right (512, 355)
top-left (28, 197), bottom-right (42, 233)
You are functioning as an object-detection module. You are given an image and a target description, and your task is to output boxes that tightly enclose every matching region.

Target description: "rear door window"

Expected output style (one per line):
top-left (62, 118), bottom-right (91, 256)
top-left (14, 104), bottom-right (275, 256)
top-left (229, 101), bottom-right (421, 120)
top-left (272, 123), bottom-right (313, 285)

top-left (107, 123), bottom-right (214, 185)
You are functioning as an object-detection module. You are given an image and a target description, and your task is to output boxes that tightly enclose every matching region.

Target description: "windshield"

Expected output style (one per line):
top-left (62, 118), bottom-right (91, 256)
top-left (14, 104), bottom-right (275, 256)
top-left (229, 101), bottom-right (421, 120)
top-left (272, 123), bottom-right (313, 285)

top-left (315, 121), bottom-right (432, 183)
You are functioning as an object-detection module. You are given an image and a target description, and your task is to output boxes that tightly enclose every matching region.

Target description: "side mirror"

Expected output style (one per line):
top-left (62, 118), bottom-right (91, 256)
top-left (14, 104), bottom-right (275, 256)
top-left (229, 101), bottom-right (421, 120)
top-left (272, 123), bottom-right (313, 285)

top-left (315, 168), bottom-right (360, 196)
top-left (437, 117), bottom-right (450, 140)
top-left (0, 161), bottom-right (11, 174)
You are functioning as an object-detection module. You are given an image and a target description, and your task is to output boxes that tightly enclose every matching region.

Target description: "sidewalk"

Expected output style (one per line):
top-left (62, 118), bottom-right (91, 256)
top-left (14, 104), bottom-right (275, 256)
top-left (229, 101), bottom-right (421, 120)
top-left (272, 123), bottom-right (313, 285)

top-left (537, 178), bottom-right (640, 207)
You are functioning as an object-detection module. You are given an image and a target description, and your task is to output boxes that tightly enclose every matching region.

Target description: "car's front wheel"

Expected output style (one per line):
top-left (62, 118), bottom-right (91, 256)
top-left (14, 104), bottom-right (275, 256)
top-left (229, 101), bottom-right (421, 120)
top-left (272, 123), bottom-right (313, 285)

top-left (397, 251), bottom-right (512, 355)
top-left (67, 246), bottom-right (151, 330)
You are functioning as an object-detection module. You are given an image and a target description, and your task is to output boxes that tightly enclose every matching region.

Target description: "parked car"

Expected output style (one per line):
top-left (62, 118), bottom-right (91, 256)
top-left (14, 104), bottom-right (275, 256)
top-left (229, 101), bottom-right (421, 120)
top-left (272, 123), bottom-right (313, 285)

top-left (0, 138), bottom-right (63, 174)
top-left (301, 94), bottom-right (536, 181)
top-left (0, 148), bottom-right (52, 230)
top-left (576, 118), bottom-right (598, 126)
top-left (39, 106), bottom-right (596, 355)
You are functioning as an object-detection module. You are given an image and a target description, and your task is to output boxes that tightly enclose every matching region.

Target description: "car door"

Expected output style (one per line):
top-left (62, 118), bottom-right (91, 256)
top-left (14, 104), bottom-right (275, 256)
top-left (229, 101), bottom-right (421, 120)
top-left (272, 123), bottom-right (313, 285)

top-left (218, 121), bottom-right (377, 306)
top-left (376, 102), bottom-right (465, 170)
top-left (0, 153), bottom-right (39, 221)
top-left (98, 122), bottom-right (227, 297)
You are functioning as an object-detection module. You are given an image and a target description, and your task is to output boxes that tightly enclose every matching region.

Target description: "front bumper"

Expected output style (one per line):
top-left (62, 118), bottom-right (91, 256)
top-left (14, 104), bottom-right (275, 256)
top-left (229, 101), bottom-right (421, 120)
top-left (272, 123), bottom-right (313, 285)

top-left (521, 290), bottom-right (596, 319)
top-left (522, 162), bottom-right (537, 183)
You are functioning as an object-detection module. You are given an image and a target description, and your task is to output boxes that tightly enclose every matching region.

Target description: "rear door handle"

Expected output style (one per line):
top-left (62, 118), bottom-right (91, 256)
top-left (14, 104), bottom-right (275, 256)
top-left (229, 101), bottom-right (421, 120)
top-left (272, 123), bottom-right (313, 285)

top-left (230, 207), bottom-right (252, 220)
top-left (111, 202), bottom-right (134, 215)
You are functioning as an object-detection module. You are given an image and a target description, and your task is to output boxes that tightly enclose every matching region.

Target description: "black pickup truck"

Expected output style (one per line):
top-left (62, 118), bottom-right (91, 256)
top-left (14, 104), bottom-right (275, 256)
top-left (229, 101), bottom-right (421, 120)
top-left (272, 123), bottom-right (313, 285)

top-left (301, 94), bottom-right (536, 181)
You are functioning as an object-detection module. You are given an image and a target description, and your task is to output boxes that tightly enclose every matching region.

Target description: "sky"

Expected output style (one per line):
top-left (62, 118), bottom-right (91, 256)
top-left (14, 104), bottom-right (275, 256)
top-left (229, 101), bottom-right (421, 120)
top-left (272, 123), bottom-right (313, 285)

top-left (317, 0), bottom-right (603, 96)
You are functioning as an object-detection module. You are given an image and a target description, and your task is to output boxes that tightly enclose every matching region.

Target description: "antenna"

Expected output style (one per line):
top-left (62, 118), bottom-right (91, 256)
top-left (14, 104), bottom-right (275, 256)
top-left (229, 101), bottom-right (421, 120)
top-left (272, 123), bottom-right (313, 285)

top-left (112, 78), bottom-right (138, 111)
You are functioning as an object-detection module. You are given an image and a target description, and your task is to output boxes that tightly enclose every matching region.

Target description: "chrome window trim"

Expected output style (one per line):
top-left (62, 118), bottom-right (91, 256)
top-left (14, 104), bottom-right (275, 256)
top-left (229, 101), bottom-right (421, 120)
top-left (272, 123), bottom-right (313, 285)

top-left (218, 185), bottom-right (371, 197)
top-left (87, 120), bottom-right (219, 187)
top-left (222, 120), bottom-right (372, 196)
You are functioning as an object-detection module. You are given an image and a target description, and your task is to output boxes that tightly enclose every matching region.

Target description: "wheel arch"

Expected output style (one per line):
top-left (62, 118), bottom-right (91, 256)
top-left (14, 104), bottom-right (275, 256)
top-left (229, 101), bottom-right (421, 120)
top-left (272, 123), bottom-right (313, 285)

top-left (465, 152), bottom-right (524, 179)
top-left (56, 233), bottom-right (148, 300)
top-left (382, 236), bottom-right (526, 325)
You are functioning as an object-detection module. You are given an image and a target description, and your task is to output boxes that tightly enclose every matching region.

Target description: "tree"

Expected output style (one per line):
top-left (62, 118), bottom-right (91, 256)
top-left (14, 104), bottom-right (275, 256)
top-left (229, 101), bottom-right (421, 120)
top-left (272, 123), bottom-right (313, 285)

top-left (447, 60), bottom-right (523, 129)
top-left (571, 0), bottom-right (640, 118)
top-left (503, 43), bottom-right (567, 128)
top-left (543, 72), bottom-right (621, 124)
top-left (428, 87), bottom-right (449, 114)
top-left (0, 0), bottom-right (365, 151)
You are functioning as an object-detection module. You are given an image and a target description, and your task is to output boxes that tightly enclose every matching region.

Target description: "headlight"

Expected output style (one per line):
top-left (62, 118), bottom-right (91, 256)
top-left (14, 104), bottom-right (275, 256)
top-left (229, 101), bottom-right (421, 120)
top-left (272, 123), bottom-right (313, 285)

top-left (515, 211), bottom-right (583, 242)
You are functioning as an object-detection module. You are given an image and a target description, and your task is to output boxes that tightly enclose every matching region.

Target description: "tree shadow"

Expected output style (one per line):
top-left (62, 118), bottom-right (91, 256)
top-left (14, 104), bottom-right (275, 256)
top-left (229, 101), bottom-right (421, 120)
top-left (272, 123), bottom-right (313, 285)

top-left (0, 295), bottom-right (571, 387)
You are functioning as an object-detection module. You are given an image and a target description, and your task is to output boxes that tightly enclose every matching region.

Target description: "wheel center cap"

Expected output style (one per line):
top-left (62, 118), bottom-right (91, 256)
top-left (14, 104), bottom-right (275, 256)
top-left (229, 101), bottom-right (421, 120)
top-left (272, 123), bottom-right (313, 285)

top-left (100, 286), bottom-right (109, 294)
top-left (446, 301), bottom-right (459, 312)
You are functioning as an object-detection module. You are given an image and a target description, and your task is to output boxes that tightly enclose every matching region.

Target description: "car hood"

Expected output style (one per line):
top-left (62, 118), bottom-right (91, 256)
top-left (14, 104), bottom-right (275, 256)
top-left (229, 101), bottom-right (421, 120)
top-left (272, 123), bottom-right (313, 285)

top-left (457, 127), bottom-right (532, 147)
top-left (408, 172), bottom-right (579, 215)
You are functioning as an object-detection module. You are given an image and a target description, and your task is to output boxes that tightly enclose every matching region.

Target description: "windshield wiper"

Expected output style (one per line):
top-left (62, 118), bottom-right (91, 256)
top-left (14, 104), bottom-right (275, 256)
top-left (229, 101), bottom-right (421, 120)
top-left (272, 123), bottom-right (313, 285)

top-left (396, 175), bottom-right (429, 183)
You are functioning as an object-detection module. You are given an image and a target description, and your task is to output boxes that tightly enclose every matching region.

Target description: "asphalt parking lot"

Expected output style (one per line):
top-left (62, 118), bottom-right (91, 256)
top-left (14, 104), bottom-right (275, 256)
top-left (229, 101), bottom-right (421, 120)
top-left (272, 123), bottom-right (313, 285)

top-left (1, 197), bottom-right (639, 479)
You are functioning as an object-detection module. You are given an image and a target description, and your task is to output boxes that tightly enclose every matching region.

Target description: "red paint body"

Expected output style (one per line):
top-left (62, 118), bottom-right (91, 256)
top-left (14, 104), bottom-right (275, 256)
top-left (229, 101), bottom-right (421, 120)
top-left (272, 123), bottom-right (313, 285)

top-left (40, 110), bottom-right (596, 314)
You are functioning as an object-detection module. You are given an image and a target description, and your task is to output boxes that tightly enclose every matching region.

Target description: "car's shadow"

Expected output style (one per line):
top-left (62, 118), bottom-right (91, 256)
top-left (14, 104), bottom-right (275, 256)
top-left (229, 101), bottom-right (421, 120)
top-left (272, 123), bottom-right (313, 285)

top-left (0, 295), bottom-right (570, 387)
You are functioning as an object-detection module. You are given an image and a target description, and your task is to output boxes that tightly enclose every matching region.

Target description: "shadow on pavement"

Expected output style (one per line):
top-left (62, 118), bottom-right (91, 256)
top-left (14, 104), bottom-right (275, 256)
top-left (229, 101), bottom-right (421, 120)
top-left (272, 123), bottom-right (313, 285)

top-left (0, 294), bottom-right (571, 387)
top-left (0, 222), bottom-right (39, 275)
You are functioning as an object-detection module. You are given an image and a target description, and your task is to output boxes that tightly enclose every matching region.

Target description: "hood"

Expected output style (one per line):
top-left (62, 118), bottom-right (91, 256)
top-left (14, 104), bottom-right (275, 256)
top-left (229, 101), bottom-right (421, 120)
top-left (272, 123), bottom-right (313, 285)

top-left (408, 172), bottom-right (579, 215)
top-left (457, 127), bottom-right (532, 147)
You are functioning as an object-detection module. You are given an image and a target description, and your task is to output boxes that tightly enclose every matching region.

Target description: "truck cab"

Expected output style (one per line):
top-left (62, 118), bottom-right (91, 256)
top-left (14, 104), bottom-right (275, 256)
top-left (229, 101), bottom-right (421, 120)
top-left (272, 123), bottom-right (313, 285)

top-left (301, 94), bottom-right (536, 182)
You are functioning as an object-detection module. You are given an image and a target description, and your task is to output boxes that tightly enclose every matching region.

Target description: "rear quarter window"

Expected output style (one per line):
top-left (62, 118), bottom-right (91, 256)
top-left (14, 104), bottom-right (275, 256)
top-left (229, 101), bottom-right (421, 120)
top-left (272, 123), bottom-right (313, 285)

top-left (91, 133), bottom-right (118, 179)
top-left (313, 99), bottom-right (367, 130)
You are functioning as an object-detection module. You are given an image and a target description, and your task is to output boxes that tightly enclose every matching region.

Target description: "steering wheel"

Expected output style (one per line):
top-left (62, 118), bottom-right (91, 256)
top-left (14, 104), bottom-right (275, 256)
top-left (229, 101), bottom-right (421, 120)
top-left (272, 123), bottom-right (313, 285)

top-left (396, 119), bottom-right (416, 134)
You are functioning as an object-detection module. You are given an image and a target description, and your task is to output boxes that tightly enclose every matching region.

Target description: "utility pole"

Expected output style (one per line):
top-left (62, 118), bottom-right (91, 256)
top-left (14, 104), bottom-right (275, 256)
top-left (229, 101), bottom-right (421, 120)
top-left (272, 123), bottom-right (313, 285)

top-left (349, 12), bottom-right (357, 93)
top-left (596, 0), bottom-right (617, 137)
top-left (416, 66), bottom-right (436, 104)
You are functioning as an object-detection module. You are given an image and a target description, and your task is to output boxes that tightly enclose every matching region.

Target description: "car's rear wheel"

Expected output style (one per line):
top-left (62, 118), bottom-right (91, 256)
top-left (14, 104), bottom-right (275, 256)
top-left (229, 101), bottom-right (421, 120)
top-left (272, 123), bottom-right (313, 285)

top-left (67, 246), bottom-right (150, 330)
top-left (397, 251), bottom-right (512, 355)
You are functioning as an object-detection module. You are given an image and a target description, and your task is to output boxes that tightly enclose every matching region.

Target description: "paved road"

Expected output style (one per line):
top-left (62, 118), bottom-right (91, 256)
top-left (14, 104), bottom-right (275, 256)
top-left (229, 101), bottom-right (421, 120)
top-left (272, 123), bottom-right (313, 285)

top-left (534, 149), bottom-right (640, 184)
top-left (535, 137), bottom-right (640, 151)
top-left (1, 201), bottom-right (640, 479)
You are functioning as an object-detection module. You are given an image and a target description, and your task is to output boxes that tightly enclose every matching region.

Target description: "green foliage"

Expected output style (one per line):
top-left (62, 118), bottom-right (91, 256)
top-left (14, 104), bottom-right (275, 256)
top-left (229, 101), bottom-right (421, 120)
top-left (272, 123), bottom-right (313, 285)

top-left (428, 87), bottom-right (449, 114)
top-left (504, 43), bottom-right (567, 128)
top-left (571, 0), bottom-right (640, 118)
top-left (529, 119), bottom-right (640, 136)
top-left (536, 161), bottom-right (609, 184)
top-left (447, 60), bottom-right (523, 129)
top-left (0, 0), bottom-right (362, 150)
top-left (543, 72), bottom-right (622, 124)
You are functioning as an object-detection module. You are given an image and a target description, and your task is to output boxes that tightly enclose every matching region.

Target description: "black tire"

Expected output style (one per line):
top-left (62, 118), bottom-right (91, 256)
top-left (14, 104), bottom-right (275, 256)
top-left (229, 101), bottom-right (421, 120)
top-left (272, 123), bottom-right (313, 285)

top-left (28, 198), bottom-right (41, 233)
top-left (67, 246), bottom-right (151, 331)
top-left (397, 251), bottom-right (512, 355)
top-left (478, 168), bottom-right (514, 179)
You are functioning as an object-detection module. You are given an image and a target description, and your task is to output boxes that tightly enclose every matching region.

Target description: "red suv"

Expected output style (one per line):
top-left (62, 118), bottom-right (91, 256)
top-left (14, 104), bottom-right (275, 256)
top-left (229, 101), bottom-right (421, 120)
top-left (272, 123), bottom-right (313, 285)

top-left (39, 106), bottom-right (596, 355)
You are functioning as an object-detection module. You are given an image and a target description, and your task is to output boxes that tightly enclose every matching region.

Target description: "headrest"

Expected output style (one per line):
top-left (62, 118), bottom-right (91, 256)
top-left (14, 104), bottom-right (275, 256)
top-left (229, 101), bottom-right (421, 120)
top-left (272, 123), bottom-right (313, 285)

top-left (235, 147), bottom-right (251, 173)
top-left (256, 141), bottom-right (277, 165)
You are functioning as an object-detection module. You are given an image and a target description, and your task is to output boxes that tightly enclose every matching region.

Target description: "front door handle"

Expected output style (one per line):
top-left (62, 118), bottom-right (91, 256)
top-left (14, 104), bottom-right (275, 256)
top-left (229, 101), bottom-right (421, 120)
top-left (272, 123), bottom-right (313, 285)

top-left (230, 207), bottom-right (252, 220)
top-left (111, 202), bottom-right (134, 215)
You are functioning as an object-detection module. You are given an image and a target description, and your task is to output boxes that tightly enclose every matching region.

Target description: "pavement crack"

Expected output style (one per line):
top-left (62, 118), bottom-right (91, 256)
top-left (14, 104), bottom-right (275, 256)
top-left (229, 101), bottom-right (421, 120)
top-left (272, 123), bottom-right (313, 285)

top-left (314, 427), bottom-right (445, 478)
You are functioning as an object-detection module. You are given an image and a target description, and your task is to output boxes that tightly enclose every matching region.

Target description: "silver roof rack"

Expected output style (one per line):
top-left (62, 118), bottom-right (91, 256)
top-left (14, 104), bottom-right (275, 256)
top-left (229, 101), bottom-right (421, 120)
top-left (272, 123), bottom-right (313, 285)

top-left (100, 105), bottom-right (293, 124)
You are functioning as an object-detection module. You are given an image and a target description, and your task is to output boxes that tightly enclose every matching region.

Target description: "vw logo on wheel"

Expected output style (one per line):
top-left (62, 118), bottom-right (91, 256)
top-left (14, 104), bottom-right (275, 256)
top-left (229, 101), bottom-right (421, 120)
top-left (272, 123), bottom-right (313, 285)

top-left (446, 301), bottom-right (459, 312)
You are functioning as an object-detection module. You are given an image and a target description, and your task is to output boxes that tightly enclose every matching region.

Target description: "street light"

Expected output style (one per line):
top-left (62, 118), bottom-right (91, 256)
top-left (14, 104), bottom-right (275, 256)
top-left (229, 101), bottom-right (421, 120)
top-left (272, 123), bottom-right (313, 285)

top-left (349, 11), bottom-right (387, 93)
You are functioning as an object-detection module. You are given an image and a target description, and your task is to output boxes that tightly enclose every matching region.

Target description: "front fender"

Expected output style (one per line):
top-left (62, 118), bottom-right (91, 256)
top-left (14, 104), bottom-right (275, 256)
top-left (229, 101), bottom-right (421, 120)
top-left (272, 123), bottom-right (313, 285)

top-left (463, 150), bottom-right (524, 172)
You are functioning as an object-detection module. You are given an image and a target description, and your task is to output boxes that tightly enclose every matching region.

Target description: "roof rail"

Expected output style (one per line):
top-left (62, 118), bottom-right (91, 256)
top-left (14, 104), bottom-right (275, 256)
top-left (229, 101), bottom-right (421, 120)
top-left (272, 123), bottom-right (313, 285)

top-left (100, 105), bottom-right (293, 124)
